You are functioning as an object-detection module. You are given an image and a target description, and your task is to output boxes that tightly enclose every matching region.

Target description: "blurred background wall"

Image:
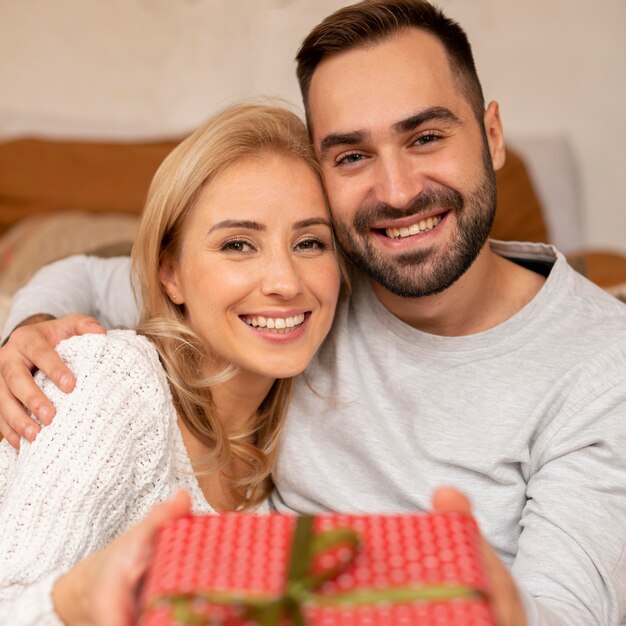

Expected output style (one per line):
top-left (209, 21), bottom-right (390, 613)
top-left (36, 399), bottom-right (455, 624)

top-left (0, 0), bottom-right (624, 251)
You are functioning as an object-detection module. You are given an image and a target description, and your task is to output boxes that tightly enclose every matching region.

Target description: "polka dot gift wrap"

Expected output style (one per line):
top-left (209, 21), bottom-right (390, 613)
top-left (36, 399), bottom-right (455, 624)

top-left (140, 512), bottom-right (496, 626)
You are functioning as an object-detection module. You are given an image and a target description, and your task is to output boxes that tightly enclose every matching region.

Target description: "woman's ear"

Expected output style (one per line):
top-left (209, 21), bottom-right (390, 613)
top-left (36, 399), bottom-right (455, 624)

top-left (483, 101), bottom-right (506, 171)
top-left (159, 257), bottom-right (184, 305)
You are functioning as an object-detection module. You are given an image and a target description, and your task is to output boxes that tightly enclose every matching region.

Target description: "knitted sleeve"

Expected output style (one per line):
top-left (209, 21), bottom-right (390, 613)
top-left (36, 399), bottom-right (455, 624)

top-left (0, 330), bottom-right (177, 625)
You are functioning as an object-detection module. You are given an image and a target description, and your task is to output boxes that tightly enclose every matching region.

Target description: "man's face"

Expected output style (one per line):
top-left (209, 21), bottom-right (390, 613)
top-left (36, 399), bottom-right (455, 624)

top-left (308, 28), bottom-right (504, 298)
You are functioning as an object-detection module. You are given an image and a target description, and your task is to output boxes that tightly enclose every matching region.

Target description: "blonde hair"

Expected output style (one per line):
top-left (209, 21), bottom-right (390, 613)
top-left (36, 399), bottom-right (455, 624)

top-left (131, 103), bottom-right (322, 509)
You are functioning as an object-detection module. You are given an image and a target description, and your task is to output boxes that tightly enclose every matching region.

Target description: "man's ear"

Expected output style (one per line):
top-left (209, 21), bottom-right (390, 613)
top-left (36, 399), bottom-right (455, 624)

top-left (484, 101), bottom-right (506, 171)
top-left (159, 257), bottom-right (184, 305)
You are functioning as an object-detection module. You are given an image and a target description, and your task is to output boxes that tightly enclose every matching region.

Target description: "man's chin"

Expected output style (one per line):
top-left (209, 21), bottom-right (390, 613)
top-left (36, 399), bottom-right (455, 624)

top-left (348, 243), bottom-right (476, 299)
top-left (370, 270), bottom-right (460, 298)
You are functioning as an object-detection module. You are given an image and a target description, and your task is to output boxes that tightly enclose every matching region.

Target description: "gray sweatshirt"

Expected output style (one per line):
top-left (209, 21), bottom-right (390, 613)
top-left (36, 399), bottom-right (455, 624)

top-left (3, 241), bottom-right (626, 625)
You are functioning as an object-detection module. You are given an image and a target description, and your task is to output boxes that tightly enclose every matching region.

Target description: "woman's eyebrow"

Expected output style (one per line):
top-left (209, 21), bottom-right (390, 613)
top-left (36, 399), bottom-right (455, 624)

top-left (208, 220), bottom-right (264, 233)
top-left (293, 218), bottom-right (332, 230)
top-left (208, 218), bottom-right (331, 233)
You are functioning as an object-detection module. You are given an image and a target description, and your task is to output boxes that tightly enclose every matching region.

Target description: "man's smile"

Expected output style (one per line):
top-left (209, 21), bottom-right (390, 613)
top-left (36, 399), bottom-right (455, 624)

top-left (383, 213), bottom-right (444, 239)
top-left (368, 209), bottom-right (450, 245)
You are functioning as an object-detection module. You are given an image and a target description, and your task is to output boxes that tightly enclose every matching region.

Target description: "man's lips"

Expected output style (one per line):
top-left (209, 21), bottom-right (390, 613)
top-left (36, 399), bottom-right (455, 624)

top-left (371, 210), bottom-right (449, 239)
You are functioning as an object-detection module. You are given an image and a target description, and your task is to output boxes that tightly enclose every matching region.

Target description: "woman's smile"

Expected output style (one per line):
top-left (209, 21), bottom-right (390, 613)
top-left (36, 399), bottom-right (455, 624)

top-left (241, 311), bottom-right (308, 333)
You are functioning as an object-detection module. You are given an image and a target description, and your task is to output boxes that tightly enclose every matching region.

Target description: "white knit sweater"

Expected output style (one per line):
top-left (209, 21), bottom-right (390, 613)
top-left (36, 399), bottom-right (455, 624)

top-left (0, 330), bottom-right (251, 625)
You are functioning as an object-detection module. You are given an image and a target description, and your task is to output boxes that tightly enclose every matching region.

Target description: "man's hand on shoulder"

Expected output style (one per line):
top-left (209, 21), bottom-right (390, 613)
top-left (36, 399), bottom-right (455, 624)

top-left (432, 487), bottom-right (526, 626)
top-left (0, 313), bottom-right (105, 448)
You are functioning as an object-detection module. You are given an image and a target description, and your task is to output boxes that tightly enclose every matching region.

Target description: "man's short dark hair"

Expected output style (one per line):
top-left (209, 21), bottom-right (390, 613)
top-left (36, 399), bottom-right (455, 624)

top-left (296, 0), bottom-right (485, 128)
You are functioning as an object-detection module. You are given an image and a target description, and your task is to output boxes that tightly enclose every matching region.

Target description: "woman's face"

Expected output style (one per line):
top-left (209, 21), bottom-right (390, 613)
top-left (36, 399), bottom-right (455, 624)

top-left (160, 153), bottom-right (341, 382)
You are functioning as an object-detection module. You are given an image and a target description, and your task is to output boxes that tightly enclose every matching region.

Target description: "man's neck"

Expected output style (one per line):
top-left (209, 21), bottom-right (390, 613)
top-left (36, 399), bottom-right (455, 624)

top-left (370, 243), bottom-right (546, 336)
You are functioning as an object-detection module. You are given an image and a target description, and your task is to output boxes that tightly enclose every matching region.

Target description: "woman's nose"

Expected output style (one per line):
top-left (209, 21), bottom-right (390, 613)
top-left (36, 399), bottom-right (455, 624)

top-left (260, 254), bottom-right (303, 300)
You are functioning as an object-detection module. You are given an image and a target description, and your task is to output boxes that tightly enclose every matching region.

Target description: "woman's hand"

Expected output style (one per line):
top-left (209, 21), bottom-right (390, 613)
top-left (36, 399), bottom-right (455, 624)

top-left (432, 487), bottom-right (526, 626)
top-left (0, 313), bottom-right (105, 447)
top-left (53, 491), bottom-right (191, 626)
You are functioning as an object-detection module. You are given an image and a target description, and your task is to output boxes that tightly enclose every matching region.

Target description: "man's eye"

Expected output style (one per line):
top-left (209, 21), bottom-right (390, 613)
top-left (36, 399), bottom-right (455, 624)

top-left (413, 132), bottom-right (441, 146)
top-left (335, 151), bottom-right (366, 167)
top-left (221, 239), bottom-right (254, 253)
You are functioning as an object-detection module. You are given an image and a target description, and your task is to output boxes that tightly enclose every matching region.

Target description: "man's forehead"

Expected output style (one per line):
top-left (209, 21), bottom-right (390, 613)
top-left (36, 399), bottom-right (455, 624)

top-left (307, 28), bottom-right (460, 143)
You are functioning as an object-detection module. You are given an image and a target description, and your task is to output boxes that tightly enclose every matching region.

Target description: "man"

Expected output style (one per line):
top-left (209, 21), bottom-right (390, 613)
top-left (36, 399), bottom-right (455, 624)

top-left (1, 1), bottom-right (625, 624)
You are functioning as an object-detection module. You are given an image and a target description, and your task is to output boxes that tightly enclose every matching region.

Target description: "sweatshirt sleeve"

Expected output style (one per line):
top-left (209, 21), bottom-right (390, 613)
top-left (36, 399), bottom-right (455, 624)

top-left (513, 344), bottom-right (626, 626)
top-left (1, 254), bottom-right (138, 341)
top-left (0, 331), bottom-right (176, 625)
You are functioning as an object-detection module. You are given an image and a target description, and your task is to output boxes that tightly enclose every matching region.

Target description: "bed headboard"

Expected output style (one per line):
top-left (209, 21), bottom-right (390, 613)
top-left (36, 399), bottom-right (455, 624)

top-left (0, 137), bottom-right (548, 242)
top-left (0, 138), bottom-right (181, 236)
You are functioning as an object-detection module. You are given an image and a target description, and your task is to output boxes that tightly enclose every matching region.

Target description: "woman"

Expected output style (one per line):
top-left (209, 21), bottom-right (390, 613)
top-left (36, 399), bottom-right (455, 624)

top-left (0, 103), bottom-right (341, 623)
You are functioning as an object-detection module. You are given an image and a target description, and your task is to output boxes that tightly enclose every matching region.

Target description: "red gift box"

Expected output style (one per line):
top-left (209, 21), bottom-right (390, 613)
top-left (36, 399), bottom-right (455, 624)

top-left (140, 511), bottom-right (495, 626)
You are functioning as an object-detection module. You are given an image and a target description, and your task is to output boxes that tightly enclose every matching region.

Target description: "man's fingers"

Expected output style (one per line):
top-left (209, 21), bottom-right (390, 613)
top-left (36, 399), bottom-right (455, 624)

top-left (0, 418), bottom-right (21, 449)
top-left (73, 315), bottom-right (107, 337)
top-left (36, 315), bottom-right (104, 392)
top-left (0, 364), bottom-right (47, 442)
top-left (1, 352), bottom-right (63, 421)
top-left (0, 386), bottom-right (42, 442)
top-left (8, 324), bottom-right (74, 390)
top-left (432, 487), bottom-right (526, 626)
top-left (44, 313), bottom-right (106, 346)
top-left (432, 486), bottom-right (473, 515)
top-left (21, 337), bottom-right (76, 394)
top-left (2, 313), bottom-right (104, 404)
top-left (0, 313), bottom-right (107, 448)
top-left (480, 537), bottom-right (526, 626)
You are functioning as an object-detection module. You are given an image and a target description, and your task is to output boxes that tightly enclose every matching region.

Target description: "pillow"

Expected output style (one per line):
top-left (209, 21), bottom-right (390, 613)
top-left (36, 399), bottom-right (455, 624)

top-left (606, 282), bottom-right (626, 304)
top-left (0, 138), bottom-right (180, 236)
top-left (0, 212), bottom-right (139, 296)
top-left (492, 148), bottom-right (549, 244)
top-left (566, 250), bottom-right (626, 291)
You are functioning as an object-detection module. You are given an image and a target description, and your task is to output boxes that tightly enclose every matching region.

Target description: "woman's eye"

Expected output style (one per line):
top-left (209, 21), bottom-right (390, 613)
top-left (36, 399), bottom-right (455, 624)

top-left (295, 237), bottom-right (329, 252)
top-left (221, 239), bottom-right (254, 253)
top-left (335, 151), bottom-right (366, 168)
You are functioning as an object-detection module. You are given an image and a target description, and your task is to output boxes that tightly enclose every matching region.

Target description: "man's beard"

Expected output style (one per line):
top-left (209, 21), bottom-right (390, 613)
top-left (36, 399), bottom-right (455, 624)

top-left (332, 147), bottom-right (497, 298)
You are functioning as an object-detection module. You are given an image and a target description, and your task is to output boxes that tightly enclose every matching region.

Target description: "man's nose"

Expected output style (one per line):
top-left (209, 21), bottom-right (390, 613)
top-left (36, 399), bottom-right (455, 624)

top-left (373, 154), bottom-right (425, 209)
top-left (260, 253), bottom-right (303, 300)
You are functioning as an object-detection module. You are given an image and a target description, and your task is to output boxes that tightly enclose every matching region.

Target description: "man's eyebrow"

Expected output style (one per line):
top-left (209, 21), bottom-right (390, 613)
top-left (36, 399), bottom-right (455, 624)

top-left (293, 217), bottom-right (332, 229)
top-left (319, 131), bottom-right (368, 158)
top-left (208, 220), bottom-right (264, 233)
top-left (393, 107), bottom-right (461, 134)
top-left (318, 107), bottom-right (462, 157)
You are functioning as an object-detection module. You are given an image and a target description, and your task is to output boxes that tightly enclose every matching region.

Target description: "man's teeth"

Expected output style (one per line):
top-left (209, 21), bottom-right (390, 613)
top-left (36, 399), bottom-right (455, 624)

top-left (385, 215), bottom-right (442, 239)
top-left (243, 313), bottom-right (306, 332)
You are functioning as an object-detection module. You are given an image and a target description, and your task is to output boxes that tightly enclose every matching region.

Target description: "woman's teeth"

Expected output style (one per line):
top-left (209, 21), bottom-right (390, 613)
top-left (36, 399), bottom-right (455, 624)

top-left (243, 313), bottom-right (305, 332)
top-left (386, 215), bottom-right (442, 239)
